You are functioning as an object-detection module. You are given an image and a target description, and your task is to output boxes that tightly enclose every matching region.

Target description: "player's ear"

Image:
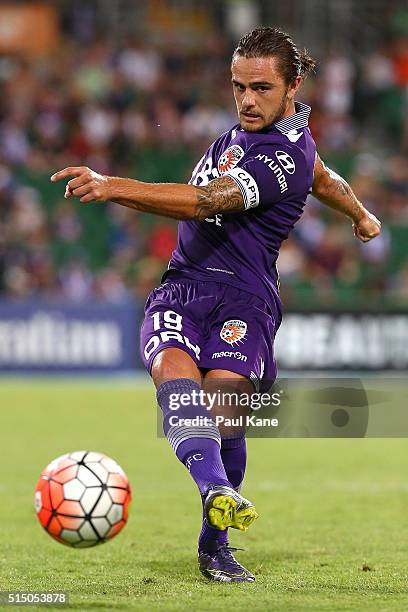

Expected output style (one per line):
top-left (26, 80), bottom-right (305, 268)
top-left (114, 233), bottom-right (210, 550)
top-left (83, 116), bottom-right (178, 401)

top-left (287, 76), bottom-right (302, 100)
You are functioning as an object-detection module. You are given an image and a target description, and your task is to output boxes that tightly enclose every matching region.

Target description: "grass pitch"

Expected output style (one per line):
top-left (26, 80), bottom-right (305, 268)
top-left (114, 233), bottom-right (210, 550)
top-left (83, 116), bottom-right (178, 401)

top-left (0, 379), bottom-right (408, 611)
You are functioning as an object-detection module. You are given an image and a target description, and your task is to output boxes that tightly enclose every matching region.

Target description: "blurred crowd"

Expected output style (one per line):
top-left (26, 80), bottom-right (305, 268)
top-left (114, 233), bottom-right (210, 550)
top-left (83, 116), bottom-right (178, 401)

top-left (0, 14), bottom-right (407, 308)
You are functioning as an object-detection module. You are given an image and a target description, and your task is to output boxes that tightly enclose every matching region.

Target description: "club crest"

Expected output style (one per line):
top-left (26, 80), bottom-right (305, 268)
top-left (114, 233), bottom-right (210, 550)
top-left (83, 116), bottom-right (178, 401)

top-left (218, 145), bottom-right (244, 174)
top-left (220, 319), bottom-right (247, 346)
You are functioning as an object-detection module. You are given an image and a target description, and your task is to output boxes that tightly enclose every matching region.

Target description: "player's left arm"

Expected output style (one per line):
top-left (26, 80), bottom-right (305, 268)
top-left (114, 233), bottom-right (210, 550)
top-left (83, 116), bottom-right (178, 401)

top-left (50, 167), bottom-right (244, 221)
top-left (312, 153), bottom-right (381, 242)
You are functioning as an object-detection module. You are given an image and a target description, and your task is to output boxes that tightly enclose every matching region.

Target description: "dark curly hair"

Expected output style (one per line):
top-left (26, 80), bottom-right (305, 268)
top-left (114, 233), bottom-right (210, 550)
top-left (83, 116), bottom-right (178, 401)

top-left (233, 27), bottom-right (316, 85)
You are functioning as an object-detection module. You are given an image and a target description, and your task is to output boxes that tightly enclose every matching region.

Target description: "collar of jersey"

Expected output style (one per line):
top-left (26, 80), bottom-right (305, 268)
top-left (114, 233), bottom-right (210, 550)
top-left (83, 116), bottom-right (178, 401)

top-left (274, 101), bottom-right (311, 135)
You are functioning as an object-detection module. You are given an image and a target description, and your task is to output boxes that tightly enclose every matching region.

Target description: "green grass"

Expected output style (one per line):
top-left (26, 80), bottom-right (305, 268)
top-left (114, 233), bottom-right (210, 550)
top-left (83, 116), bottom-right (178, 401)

top-left (1, 380), bottom-right (408, 611)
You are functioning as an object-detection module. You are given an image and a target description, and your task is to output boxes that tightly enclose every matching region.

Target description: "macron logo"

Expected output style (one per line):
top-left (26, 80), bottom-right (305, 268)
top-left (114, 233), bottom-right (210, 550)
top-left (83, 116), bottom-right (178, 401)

top-left (286, 129), bottom-right (303, 143)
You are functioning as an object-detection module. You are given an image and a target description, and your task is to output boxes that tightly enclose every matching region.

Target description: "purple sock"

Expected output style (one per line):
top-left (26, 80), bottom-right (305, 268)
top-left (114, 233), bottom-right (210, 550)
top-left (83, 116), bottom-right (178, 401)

top-left (157, 379), bottom-right (231, 495)
top-left (198, 435), bottom-right (247, 551)
top-left (221, 436), bottom-right (247, 491)
top-left (198, 495), bottom-right (229, 551)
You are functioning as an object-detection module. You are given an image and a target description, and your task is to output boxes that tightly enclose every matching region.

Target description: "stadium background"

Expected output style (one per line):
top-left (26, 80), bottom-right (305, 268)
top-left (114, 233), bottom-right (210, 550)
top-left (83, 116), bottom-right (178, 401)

top-left (0, 0), bottom-right (407, 372)
top-left (1, 2), bottom-right (408, 610)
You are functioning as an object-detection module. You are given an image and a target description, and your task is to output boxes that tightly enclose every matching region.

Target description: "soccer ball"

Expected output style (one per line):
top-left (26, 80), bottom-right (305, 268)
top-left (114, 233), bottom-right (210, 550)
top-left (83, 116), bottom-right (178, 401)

top-left (34, 451), bottom-right (131, 548)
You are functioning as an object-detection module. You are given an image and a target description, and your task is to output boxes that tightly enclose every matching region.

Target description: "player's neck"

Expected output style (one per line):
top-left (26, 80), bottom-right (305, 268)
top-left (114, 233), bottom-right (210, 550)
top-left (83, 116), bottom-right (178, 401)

top-left (281, 99), bottom-right (297, 119)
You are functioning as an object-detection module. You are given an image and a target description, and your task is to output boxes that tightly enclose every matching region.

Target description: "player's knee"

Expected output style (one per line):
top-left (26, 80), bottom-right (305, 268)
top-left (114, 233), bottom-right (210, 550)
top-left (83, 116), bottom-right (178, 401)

top-left (151, 348), bottom-right (201, 388)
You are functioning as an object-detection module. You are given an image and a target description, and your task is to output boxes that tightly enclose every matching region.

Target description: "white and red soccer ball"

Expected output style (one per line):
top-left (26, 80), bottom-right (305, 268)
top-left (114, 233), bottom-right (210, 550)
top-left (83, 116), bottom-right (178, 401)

top-left (34, 451), bottom-right (131, 548)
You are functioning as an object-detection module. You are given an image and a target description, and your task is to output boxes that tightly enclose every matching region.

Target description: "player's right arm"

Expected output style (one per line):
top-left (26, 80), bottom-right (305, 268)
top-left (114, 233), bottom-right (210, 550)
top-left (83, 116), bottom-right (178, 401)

top-left (50, 167), bottom-right (245, 221)
top-left (312, 153), bottom-right (381, 242)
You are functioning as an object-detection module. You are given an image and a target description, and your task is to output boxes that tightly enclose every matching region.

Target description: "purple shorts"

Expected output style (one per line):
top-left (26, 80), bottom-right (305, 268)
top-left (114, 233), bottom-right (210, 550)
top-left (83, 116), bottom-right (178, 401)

top-left (140, 279), bottom-right (282, 391)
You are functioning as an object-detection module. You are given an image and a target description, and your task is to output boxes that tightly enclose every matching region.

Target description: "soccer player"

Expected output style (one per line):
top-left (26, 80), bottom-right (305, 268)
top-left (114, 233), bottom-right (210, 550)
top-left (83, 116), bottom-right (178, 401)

top-left (51, 27), bottom-right (380, 582)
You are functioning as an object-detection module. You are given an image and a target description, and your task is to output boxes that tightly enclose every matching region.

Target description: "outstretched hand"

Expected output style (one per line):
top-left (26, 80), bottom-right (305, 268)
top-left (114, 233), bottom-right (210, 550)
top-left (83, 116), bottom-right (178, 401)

top-left (353, 211), bottom-right (381, 243)
top-left (50, 166), bottom-right (111, 203)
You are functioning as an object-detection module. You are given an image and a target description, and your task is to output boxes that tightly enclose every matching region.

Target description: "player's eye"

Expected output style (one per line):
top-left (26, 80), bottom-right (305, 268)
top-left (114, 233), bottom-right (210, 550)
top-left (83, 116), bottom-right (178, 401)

top-left (256, 86), bottom-right (269, 92)
top-left (234, 83), bottom-right (245, 92)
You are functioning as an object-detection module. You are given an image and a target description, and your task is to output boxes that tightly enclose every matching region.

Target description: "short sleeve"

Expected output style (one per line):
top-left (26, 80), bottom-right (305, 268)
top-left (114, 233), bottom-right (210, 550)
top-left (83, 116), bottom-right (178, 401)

top-left (224, 143), bottom-right (307, 210)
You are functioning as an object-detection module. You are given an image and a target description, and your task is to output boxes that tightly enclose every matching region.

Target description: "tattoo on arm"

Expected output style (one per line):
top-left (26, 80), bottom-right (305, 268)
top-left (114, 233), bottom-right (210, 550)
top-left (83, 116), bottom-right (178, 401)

top-left (314, 153), bottom-right (354, 200)
top-left (326, 166), bottom-right (353, 199)
top-left (195, 176), bottom-right (244, 220)
top-left (312, 153), bottom-right (364, 221)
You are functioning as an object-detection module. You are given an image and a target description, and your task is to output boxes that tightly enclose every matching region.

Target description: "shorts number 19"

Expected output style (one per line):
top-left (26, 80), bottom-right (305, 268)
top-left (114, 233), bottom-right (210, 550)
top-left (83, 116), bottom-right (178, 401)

top-left (152, 310), bottom-right (183, 332)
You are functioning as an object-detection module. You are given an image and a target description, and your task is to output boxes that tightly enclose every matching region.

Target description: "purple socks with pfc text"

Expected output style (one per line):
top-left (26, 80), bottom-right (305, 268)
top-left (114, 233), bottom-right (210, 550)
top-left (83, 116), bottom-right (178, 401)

top-left (156, 378), bottom-right (247, 551)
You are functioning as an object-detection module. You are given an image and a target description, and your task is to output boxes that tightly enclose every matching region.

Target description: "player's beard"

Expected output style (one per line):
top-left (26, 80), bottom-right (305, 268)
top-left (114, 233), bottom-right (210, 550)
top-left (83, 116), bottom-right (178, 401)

top-left (240, 91), bottom-right (289, 132)
top-left (271, 91), bottom-right (290, 125)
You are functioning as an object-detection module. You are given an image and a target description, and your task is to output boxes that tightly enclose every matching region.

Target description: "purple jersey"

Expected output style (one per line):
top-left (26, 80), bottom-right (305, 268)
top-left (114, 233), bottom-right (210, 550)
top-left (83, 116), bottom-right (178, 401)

top-left (163, 102), bottom-right (316, 304)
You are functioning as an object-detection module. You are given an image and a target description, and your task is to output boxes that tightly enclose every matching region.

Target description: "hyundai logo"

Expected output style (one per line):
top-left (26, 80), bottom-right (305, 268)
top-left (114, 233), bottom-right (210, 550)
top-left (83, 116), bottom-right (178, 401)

top-left (275, 150), bottom-right (296, 174)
